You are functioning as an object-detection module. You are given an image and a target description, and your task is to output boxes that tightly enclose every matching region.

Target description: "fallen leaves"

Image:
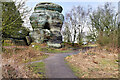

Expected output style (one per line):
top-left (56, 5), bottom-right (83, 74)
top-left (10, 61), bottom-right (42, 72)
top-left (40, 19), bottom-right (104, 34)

top-left (93, 60), bottom-right (99, 64)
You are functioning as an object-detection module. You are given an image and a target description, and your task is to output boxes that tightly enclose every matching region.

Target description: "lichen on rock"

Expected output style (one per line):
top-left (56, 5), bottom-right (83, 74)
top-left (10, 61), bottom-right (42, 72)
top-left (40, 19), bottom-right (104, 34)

top-left (29, 2), bottom-right (64, 48)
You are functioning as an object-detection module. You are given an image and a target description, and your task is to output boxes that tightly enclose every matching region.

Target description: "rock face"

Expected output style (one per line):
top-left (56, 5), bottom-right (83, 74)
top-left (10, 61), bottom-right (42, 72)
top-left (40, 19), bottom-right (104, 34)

top-left (29, 2), bottom-right (64, 48)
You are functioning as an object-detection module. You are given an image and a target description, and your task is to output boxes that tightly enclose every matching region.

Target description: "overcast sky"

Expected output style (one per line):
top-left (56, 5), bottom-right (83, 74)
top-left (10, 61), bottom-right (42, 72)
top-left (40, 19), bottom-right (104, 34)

top-left (16, 0), bottom-right (119, 31)
top-left (25, 0), bottom-right (118, 15)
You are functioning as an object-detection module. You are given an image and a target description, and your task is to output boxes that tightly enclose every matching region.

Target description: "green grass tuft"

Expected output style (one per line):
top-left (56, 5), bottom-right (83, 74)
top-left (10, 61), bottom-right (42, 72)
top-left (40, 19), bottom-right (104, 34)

top-left (23, 55), bottom-right (48, 63)
top-left (27, 62), bottom-right (46, 78)
top-left (32, 43), bottom-right (72, 53)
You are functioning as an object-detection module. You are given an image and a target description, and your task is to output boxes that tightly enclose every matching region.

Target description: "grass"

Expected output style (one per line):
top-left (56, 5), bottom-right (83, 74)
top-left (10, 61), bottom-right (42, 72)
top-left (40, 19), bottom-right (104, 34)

top-left (27, 62), bottom-right (46, 78)
top-left (65, 60), bottom-right (87, 78)
top-left (66, 57), bottom-right (118, 78)
top-left (2, 42), bottom-right (50, 78)
top-left (39, 47), bottom-right (72, 53)
top-left (83, 44), bottom-right (98, 47)
top-left (3, 47), bottom-right (26, 55)
top-left (87, 52), bottom-right (96, 56)
top-left (65, 47), bottom-right (118, 78)
top-left (100, 59), bottom-right (118, 69)
top-left (22, 54), bottom-right (48, 63)
top-left (3, 42), bottom-right (14, 46)
top-left (2, 40), bottom-right (14, 46)
top-left (31, 43), bottom-right (73, 53)
top-left (3, 46), bottom-right (49, 64)
top-left (2, 46), bottom-right (49, 78)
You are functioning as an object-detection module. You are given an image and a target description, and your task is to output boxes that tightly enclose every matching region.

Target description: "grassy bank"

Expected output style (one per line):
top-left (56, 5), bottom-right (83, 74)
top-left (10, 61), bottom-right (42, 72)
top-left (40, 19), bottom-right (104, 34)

top-left (26, 62), bottom-right (46, 78)
top-left (2, 44), bottom-right (49, 78)
top-left (65, 47), bottom-right (118, 78)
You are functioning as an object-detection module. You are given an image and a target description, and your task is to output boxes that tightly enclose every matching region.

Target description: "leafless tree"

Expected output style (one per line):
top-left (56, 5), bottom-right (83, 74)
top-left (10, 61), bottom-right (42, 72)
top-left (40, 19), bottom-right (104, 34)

top-left (62, 5), bottom-right (91, 45)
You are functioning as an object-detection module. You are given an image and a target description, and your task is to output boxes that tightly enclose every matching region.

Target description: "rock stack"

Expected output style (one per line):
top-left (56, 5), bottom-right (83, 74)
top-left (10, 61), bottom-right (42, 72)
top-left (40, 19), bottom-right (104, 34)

top-left (29, 2), bottom-right (64, 48)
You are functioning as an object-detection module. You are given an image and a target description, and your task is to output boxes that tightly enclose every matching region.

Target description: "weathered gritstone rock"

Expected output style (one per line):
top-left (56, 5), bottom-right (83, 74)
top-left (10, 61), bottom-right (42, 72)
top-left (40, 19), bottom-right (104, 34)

top-left (30, 2), bottom-right (64, 48)
top-left (29, 29), bottom-right (51, 43)
top-left (35, 2), bottom-right (63, 13)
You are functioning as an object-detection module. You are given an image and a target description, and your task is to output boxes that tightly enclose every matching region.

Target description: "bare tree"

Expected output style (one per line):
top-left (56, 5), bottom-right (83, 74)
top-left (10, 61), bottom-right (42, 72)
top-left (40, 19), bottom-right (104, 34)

top-left (61, 22), bottom-right (71, 42)
top-left (62, 5), bottom-right (91, 45)
top-left (90, 2), bottom-right (118, 47)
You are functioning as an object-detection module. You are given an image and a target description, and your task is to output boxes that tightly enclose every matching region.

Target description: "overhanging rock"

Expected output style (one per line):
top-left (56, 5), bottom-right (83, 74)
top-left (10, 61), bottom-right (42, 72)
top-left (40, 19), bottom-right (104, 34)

top-left (29, 2), bottom-right (64, 48)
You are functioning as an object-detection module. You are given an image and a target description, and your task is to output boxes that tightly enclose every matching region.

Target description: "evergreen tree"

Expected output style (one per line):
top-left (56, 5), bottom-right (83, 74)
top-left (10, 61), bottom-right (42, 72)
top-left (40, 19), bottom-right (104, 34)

top-left (2, 2), bottom-right (29, 38)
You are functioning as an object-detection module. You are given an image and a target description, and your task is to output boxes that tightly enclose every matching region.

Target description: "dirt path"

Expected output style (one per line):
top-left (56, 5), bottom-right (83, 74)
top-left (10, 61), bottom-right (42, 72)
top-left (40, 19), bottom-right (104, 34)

top-left (44, 51), bottom-right (79, 78)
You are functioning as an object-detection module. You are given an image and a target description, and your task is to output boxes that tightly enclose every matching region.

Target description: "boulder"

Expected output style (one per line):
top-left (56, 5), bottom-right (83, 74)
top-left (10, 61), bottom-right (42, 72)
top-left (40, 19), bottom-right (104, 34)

top-left (29, 2), bottom-right (64, 48)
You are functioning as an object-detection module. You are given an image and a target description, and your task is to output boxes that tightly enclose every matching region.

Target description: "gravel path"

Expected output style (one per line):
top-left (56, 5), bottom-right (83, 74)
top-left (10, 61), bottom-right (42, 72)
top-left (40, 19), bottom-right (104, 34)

top-left (44, 51), bottom-right (80, 78)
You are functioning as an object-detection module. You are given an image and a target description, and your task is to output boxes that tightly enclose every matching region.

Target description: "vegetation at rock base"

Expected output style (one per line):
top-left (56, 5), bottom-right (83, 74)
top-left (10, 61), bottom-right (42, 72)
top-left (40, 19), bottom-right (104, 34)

top-left (31, 42), bottom-right (73, 53)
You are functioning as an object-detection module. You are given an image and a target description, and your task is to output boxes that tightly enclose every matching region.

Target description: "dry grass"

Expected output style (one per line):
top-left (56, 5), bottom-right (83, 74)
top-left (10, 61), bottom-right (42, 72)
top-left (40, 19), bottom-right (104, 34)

top-left (2, 46), bottom-right (48, 78)
top-left (65, 47), bottom-right (118, 78)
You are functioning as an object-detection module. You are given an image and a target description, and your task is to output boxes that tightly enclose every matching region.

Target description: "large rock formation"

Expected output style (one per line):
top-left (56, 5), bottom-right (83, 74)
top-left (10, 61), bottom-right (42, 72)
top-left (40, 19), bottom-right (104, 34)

top-left (29, 2), bottom-right (64, 48)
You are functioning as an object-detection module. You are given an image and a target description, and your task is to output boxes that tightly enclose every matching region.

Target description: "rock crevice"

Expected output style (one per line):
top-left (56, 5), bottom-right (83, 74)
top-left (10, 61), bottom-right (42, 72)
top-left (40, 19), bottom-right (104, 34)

top-left (29, 2), bottom-right (64, 48)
